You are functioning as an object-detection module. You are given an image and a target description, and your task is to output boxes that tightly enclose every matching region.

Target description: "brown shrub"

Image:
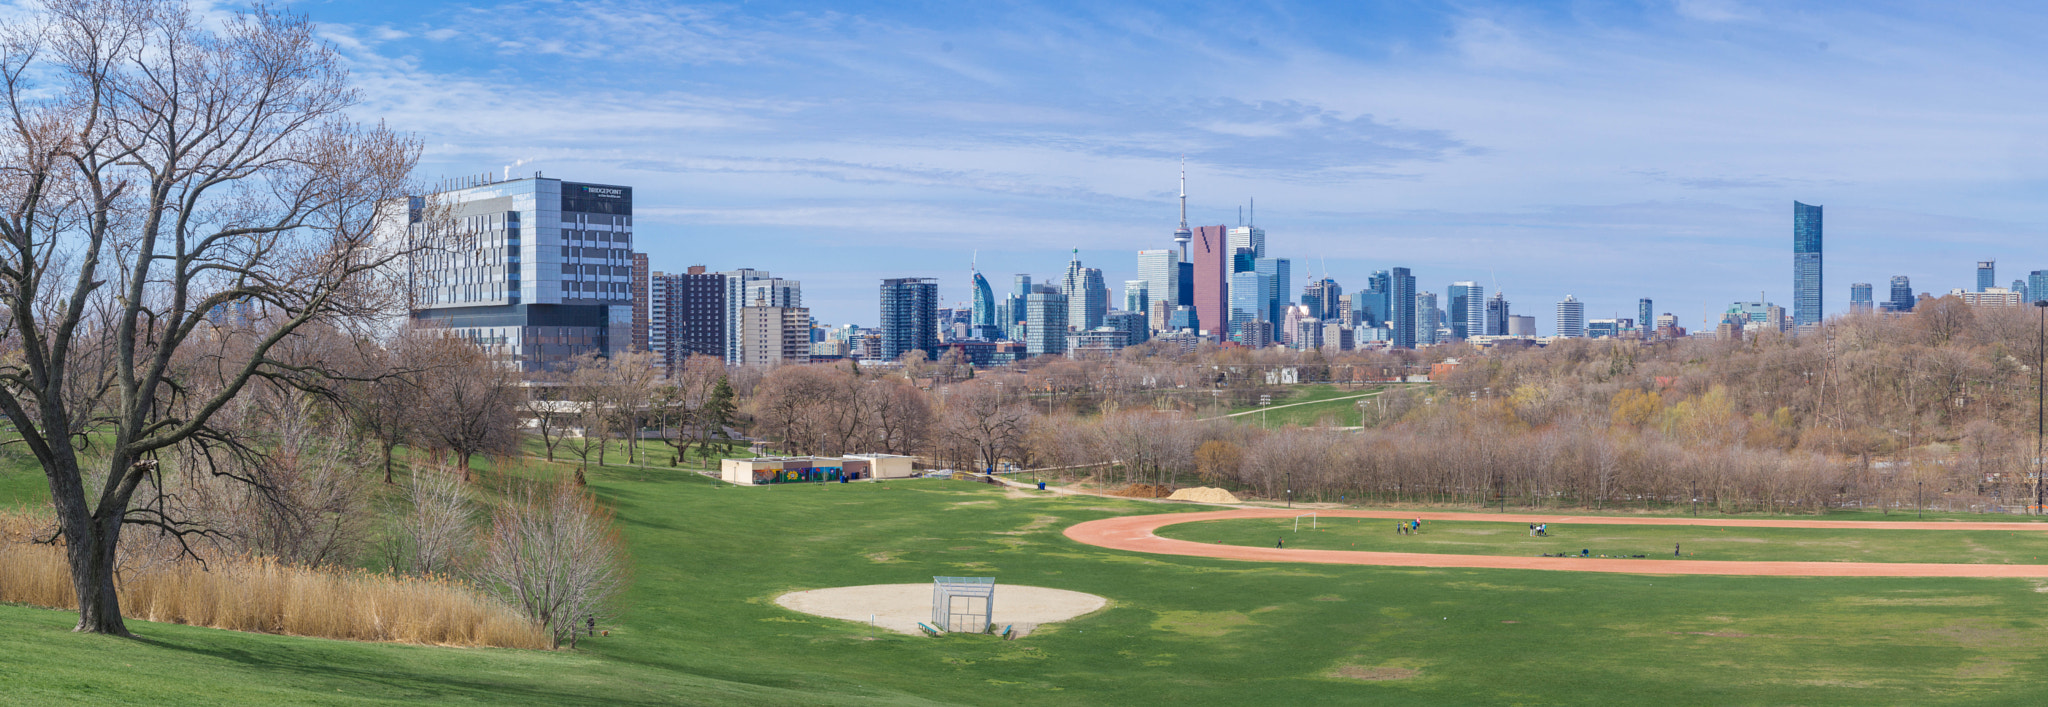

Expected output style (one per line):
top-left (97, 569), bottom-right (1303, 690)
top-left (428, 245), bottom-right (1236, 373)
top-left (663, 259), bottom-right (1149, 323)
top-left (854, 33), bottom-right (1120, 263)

top-left (0, 509), bottom-right (544, 649)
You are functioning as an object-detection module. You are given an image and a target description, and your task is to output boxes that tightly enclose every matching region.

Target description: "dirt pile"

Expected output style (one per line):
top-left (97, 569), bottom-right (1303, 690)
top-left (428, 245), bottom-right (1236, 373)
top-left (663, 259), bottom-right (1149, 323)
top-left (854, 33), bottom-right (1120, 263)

top-left (1110, 484), bottom-right (1173, 498)
top-left (1166, 487), bottom-right (1242, 504)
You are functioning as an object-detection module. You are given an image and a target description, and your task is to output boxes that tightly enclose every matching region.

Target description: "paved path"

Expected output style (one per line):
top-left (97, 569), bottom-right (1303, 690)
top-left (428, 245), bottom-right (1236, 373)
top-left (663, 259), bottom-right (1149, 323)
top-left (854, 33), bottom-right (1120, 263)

top-left (1063, 508), bottom-right (2048, 577)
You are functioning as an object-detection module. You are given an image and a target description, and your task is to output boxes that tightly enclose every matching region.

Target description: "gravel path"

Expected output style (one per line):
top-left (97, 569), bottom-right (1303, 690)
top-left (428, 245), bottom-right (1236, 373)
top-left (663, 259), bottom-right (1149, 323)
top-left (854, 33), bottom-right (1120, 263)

top-left (1064, 508), bottom-right (2048, 577)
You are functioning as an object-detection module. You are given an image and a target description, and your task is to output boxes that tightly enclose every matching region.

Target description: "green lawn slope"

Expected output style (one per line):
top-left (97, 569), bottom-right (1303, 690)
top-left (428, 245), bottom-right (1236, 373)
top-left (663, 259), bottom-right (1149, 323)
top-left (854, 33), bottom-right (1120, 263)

top-left (4, 449), bottom-right (2048, 704)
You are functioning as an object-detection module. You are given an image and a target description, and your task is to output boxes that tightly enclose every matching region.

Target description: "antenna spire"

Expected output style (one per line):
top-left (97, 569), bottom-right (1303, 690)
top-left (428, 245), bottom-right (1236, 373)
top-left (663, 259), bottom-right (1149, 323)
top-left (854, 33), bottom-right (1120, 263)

top-left (1172, 156), bottom-right (1193, 259)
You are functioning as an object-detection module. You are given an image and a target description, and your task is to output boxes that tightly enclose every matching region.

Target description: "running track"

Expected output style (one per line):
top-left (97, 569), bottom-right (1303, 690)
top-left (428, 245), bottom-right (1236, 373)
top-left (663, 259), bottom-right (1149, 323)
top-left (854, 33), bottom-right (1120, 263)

top-left (1062, 508), bottom-right (2048, 577)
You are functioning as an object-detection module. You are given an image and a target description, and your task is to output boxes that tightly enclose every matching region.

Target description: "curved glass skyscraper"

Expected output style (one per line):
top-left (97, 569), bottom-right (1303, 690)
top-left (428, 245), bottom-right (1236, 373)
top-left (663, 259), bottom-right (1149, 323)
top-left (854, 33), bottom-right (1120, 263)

top-left (1793, 201), bottom-right (1823, 327)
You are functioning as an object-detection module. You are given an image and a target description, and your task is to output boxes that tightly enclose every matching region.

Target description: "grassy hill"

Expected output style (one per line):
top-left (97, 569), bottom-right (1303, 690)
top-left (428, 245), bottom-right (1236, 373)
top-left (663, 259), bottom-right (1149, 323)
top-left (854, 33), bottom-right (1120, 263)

top-left (5, 448), bottom-right (2048, 704)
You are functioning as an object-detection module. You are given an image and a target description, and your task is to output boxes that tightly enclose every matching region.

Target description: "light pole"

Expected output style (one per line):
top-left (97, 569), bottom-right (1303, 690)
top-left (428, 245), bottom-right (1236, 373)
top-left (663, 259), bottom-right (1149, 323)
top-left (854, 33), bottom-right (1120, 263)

top-left (1917, 480), bottom-right (1923, 520)
top-left (1287, 471), bottom-right (1294, 509)
top-left (2035, 300), bottom-right (2046, 515)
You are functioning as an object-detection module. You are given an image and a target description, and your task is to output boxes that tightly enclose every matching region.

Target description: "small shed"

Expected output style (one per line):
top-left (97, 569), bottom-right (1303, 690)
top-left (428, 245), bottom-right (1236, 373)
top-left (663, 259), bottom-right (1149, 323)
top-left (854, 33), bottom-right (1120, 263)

top-left (720, 456), bottom-right (844, 486)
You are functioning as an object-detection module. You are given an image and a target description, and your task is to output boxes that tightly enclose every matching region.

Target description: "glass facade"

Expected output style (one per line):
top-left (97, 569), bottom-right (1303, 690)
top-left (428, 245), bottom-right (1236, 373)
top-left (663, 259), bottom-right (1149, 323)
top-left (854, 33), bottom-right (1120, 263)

top-left (1228, 271), bottom-right (1269, 344)
top-left (1793, 201), bottom-right (1822, 327)
top-left (879, 278), bottom-right (939, 361)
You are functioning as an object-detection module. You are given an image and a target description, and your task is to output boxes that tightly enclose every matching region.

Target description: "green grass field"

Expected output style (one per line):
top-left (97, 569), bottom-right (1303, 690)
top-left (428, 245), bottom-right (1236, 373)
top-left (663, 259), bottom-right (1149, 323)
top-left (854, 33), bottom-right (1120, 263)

top-left (6, 448), bottom-right (2048, 704)
top-left (1221, 383), bottom-right (1382, 427)
top-left (1159, 517), bottom-right (2048, 564)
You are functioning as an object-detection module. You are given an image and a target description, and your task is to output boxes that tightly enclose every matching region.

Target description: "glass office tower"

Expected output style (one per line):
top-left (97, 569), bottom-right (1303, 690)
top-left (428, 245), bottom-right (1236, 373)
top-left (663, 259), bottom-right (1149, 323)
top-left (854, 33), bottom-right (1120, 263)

top-left (1792, 201), bottom-right (1822, 327)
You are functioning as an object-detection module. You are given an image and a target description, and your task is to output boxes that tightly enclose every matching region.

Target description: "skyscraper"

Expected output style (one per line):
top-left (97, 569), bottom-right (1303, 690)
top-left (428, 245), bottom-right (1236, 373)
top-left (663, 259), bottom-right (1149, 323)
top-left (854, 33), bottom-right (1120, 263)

top-left (2013, 279), bottom-right (2030, 304)
top-left (2032, 271), bottom-right (2048, 305)
top-left (970, 269), bottom-right (997, 334)
top-left (1136, 249), bottom-right (1181, 320)
top-left (1228, 270), bottom-right (1269, 345)
top-left (1415, 291), bottom-right (1440, 346)
top-left (1191, 225), bottom-right (1230, 338)
top-left (1123, 280), bottom-right (1149, 315)
top-left (1254, 257), bottom-right (1289, 325)
top-left (1229, 224), bottom-right (1265, 261)
top-left (1005, 275), bottom-right (1032, 340)
top-left (1389, 267), bottom-right (1416, 349)
top-left (631, 253), bottom-right (650, 352)
top-left (1556, 295), bottom-right (1585, 338)
top-left (1357, 270), bottom-right (1391, 327)
top-left (1637, 298), bottom-right (1653, 339)
top-left (1849, 283), bottom-right (1873, 314)
top-left (1888, 275), bottom-right (1915, 312)
top-left (1302, 278), bottom-right (1342, 320)
top-left (879, 278), bottom-right (939, 361)
top-left (393, 175), bottom-right (637, 372)
top-left (1793, 201), bottom-right (1822, 327)
top-left (1448, 282), bottom-right (1483, 339)
top-left (1025, 289), bottom-right (1068, 356)
top-left (1977, 260), bottom-right (1996, 291)
top-left (719, 269), bottom-right (780, 363)
top-left (1060, 253), bottom-right (1108, 331)
top-left (1484, 293), bottom-right (1509, 336)
top-left (649, 266), bottom-right (724, 372)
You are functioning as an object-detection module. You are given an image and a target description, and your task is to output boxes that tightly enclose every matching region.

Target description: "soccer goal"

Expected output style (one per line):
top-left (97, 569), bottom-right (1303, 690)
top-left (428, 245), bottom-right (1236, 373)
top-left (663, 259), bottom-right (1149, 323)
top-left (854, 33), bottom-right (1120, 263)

top-left (1294, 513), bottom-right (1318, 532)
top-left (932, 576), bottom-right (995, 633)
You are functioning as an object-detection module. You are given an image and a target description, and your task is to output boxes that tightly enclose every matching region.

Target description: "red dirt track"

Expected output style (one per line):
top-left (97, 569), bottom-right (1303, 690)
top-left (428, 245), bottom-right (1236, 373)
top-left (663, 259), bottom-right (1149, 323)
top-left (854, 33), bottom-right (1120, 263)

top-left (1062, 508), bottom-right (2048, 577)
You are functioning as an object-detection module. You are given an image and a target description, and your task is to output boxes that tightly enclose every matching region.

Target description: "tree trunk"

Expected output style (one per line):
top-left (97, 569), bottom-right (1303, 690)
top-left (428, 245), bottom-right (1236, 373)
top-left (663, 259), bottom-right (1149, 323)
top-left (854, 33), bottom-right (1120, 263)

top-left (62, 505), bottom-right (130, 636)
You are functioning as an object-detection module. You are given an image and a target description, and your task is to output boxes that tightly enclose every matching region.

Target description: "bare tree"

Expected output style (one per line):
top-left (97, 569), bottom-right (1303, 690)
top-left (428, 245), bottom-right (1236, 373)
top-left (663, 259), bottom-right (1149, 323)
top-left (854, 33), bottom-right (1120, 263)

top-left (477, 478), bottom-right (630, 649)
top-left (0, 0), bottom-right (419, 634)
top-left (415, 332), bottom-right (519, 478)
top-left (395, 465), bottom-right (473, 577)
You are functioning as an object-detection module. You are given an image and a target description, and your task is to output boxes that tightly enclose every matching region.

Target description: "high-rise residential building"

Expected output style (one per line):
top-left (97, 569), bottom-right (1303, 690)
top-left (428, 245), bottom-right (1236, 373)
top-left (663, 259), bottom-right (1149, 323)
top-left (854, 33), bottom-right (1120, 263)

top-left (1136, 249), bottom-right (1181, 320)
top-left (2012, 279), bottom-right (2029, 304)
top-left (1887, 275), bottom-right (1915, 312)
top-left (1849, 283), bottom-right (1874, 314)
top-left (718, 269), bottom-right (779, 363)
top-left (1024, 290), bottom-right (1068, 356)
top-left (388, 175), bottom-right (636, 372)
top-left (739, 301), bottom-right (810, 367)
top-left (1793, 201), bottom-right (1822, 327)
top-left (1302, 278), bottom-right (1342, 320)
top-left (879, 278), bottom-right (939, 361)
top-left (1389, 268), bottom-right (1416, 349)
top-left (1485, 293), bottom-right (1510, 336)
top-left (1415, 291), bottom-right (1440, 346)
top-left (1977, 260), bottom-right (1996, 292)
top-left (1228, 270), bottom-right (1270, 345)
top-left (2031, 271), bottom-right (2048, 305)
top-left (649, 266), bottom-right (724, 373)
top-left (1123, 280), bottom-right (1148, 316)
top-left (1191, 225), bottom-right (1230, 338)
top-left (1254, 257), bottom-right (1290, 325)
top-left (970, 269), bottom-right (997, 336)
top-left (1637, 298), bottom-right (1653, 339)
top-left (1448, 282), bottom-right (1483, 339)
top-left (630, 253), bottom-right (649, 352)
top-left (1556, 295), bottom-right (1585, 338)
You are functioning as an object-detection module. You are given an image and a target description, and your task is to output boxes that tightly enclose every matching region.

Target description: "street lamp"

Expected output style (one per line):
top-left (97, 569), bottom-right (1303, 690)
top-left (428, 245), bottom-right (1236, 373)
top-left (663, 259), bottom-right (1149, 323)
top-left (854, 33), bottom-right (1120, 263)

top-left (1287, 471), bottom-right (1294, 509)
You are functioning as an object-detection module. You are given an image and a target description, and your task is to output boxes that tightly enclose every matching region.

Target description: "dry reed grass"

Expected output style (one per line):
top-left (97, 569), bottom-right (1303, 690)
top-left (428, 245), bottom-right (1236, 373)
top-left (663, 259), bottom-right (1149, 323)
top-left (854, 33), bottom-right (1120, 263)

top-left (0, 509), bottom-right (546, 649)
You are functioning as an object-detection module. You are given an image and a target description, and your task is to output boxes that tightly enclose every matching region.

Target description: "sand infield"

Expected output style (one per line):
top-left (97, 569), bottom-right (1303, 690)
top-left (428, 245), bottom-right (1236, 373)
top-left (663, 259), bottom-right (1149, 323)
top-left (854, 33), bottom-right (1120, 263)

top-left (1064, 508), bottom-right (2048, 577)
top-left (776, 584), bottom-right (1108, 636)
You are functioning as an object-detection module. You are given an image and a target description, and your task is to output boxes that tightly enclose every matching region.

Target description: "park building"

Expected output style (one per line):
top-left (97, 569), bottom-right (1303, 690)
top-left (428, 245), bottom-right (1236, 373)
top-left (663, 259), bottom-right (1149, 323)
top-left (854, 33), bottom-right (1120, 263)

top-left (719, 454), bottom-right (918, 485)
top-left (383, 172), bottom-right (637, 372)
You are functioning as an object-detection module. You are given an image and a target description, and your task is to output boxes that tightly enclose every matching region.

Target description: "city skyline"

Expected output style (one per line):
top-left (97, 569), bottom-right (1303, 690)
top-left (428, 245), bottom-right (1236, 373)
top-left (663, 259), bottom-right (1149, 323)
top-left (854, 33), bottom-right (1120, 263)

top-left (319, 2), bottom-right (2048, 329)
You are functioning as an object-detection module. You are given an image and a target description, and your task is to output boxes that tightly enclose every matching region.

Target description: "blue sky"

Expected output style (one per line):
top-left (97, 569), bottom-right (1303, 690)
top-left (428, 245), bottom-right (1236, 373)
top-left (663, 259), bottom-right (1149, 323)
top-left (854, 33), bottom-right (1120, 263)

top-left (299, 0), bottom-right (2048, 332)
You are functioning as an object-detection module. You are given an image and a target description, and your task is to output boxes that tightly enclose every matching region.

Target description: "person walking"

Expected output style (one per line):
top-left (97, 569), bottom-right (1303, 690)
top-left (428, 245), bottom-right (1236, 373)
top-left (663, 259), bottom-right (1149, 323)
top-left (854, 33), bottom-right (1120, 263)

top-left (1675, 543), bottom-right (1682, 557)
top-left (1277, 538), bottom-right (1285, 548)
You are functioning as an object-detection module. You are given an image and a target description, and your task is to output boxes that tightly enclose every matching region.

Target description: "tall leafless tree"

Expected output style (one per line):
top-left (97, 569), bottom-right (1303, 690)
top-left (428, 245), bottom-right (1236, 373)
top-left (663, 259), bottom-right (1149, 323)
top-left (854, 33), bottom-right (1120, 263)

top-left (0, 0), bottom-right (418, 635)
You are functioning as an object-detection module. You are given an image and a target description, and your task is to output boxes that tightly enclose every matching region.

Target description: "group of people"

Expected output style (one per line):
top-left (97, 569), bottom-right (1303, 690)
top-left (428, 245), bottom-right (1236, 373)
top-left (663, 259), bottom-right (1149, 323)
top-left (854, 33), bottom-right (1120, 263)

top-left (1395, 518), bottom-right (1423, 535)
top-left (1527, 523), bottom-right (1550, 536)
